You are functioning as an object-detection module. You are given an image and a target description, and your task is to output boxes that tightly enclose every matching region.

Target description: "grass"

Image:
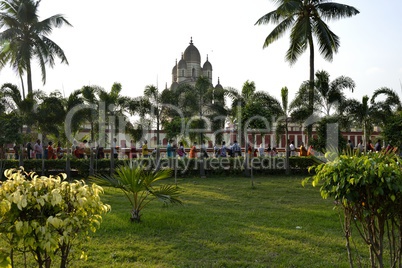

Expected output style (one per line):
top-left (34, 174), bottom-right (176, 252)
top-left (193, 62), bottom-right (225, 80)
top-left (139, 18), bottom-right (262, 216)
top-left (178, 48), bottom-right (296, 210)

top-left (7, 174), bottom-right (370, 267)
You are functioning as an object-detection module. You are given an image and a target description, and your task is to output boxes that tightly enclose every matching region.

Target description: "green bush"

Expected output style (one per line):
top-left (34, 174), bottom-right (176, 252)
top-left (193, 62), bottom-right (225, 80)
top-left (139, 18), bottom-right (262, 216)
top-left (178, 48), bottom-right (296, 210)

top-left (304, 152), bottom-right (402, 268)
top-left (0, 168), bottom-right (110, 267)
top-left (0, 156), bottom-right (317, 179)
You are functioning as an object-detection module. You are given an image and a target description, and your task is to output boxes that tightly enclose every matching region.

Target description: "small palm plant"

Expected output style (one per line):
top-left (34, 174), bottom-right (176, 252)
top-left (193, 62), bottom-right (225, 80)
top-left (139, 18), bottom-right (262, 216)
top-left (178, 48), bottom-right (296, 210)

top-left (91, 165), bottom-right (181, 222)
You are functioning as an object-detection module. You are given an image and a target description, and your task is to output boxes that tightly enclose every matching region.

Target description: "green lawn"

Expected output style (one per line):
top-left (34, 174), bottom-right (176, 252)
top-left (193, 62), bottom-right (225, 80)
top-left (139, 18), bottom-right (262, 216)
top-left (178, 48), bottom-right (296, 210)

top-left (8, 174), bottom-right (370, 267)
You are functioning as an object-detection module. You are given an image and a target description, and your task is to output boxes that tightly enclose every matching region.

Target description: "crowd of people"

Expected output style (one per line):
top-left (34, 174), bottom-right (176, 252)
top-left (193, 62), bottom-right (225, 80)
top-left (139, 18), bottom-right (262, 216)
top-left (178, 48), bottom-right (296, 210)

top-left (8, 137), bottom-right (399, 161)
top-left (164, 139), bottom-right (315, 159)
top-left (12, 139), bottom-right (101, 160)
top-left (12, 139), bottom-right (66, 160)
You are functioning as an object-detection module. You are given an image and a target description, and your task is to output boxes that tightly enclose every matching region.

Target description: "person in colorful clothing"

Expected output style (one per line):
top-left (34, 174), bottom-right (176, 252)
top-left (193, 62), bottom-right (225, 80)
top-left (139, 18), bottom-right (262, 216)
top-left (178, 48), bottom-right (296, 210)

top-left (142, 140), bottom-right (149, 158)
top-left (189, 142), bottom-right (197, 158)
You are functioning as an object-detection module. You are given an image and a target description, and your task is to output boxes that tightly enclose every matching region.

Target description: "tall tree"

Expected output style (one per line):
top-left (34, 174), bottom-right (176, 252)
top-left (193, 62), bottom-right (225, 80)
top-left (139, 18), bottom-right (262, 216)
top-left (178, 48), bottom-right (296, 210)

top-left (343, 96), bottom-right (372, 152)
top-left (35, 90), bottom-right (66, 139)
top-left (0, 0), bottom-right (72, 96)
top-left (160, 77), bottom-right (227, 144)
top-left (96, 82), bottom-right (129, 146)
top-left (143, 84), bottom-right (163, 148)
top-left (292, 70), bottom-right (355, 117)
top-left (226, 80), bottom-right (278, 146)
top-left (1, 82), bottom-right (36, 131)
top-left (255, 0), bottom-right (359, 140)
top-left (80, 85), bottom-right (99, 143)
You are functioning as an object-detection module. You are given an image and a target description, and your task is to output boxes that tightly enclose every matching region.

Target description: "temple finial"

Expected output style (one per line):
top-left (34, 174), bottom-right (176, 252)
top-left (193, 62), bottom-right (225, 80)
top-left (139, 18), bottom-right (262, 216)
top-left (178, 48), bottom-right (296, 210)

top-left (190, 37), bottom-right (193, 45)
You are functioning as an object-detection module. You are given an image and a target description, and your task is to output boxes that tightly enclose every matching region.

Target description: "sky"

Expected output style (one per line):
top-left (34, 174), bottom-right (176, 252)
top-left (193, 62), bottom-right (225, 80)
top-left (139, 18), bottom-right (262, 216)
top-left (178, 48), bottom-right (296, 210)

top-left (1, 0), bottom-right (402, 103)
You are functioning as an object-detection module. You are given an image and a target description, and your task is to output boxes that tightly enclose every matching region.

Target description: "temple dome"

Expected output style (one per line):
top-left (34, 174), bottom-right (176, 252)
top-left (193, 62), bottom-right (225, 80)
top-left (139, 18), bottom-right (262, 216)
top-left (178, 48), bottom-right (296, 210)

top-left (178, 56), bottom-right (187, 69)
top-left (183, 37), bottom-right (201, 64)
top-left (203, 55), bottom-right (212, 71)
top-left (171, 63), bottom-right (177, 74)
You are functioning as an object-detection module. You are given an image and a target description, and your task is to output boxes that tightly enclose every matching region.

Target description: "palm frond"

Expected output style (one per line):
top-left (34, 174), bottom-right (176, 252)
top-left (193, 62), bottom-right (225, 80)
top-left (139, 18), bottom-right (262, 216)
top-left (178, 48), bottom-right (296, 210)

top-left (313, 19), bottom-right (339, 61)
top-left (317, 2), bottom-right (360, 21)
top-left (151, 184), bottom-right (182, 205)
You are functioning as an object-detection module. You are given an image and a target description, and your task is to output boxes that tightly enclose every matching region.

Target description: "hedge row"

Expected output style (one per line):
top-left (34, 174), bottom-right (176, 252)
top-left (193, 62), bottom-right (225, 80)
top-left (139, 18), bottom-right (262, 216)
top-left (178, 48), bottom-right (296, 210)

top-left (0, 156), bottom-right (317, 179)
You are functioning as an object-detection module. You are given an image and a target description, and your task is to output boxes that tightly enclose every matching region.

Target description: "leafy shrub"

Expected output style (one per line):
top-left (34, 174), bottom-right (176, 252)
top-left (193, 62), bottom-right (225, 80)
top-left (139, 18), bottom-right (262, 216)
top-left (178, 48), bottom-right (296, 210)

top-left (304, 152), bottom-right (402, 268)
top-left (0, 168), bottom-right (110, 267)
top-left (0, 156), bottom-right (317, 180)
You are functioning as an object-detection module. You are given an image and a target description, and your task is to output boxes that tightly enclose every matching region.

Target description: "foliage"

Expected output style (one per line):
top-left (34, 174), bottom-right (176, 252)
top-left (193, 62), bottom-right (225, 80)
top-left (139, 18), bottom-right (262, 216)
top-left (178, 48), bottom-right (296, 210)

top-left (255, 0), bottom-right (359, 141)
top-left (0, 112), bottom-right (22, 148)
top-left (381, 111), bottom-right (402, 148)
top-left (0, 168), bottom-right (110, 267)
top-left (1, 174), bottom-right (371, 267)
top-left (35, 91), bottom-right (66, 138)
top-left (0, 156), bottom-right (318, 180)
top-left (0, 0), bottom-right (72, 95)
top-left (309, 117), bottom-right (347, 153)
top-left (226, 81), bottom-right (281, 146)
top-left (91, 165), bottom-right (182, 222)
top-left (304, 152), bottom-right (402, 268)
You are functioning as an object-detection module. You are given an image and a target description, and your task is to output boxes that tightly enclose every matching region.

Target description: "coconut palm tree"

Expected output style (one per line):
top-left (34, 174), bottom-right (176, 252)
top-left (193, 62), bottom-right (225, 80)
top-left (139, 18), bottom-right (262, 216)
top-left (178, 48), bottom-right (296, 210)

top-left (91, 165), bottom-right (182, 222)
top-left (0, 0), bottom-right (72, 96)
top-left (255, 0), bottom-right (359, 139)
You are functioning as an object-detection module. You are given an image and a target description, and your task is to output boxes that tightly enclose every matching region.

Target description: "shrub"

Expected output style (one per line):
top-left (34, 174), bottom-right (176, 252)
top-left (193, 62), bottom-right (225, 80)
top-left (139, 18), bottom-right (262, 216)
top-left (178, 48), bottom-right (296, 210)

top-left (304, 152), bottom-right (402, 268)
top-left (91, 165), bottom-right (181, 222)
top-left (0, 168), bottom-right (110, 267)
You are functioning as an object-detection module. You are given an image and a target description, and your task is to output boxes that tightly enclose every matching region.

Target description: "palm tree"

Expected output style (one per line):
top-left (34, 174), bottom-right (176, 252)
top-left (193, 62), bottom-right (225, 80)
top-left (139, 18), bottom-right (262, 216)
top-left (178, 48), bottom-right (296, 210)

top-left (0, 0), bottom-right (72, 96)
top-left (292, 70), bottom-right (355, 116)
top-left (35, 91), bottom-right (66, 139)
top-left (62, 89), bottom-right (85, 141)
top-left (1, 83), bottom-right (36, 131)
top-left (370, 87), bottom-right (402, 114)
top-left (226, 80), bottom-right (278, 146)
top-left (80, 85), bottom-right (99, 143)
top-left (279, 87), bottom-right (291, 175)
top-left (343, 96), bottom-right (372, 152)
top-left (91, 165), bottom-right (182, 222)
top-left (313, 70), bottom-right (355, 116)
top-left (255, 0), bottom-right (359, 139)
top-left (80, 83), bottom-right (129, 146)
top-left (143, 85), bottom-right (163, 151)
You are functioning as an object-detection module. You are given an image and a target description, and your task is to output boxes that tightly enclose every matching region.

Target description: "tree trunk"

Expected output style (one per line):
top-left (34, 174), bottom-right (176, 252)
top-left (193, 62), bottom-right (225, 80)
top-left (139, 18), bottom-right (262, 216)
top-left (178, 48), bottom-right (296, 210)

top-left (27, 62), bottom-right (33, 96)
top-left (60, 243), bottom-right (71, 268)
top-left (307, 35), bottom-right (315, 144)
top-left (155, 114), bottom-right (161, 171)
top-left (285, 119), bottom-right (290, 175)
top-left (131, 208), bottom-right (141, 223)
top-left (20, 74), bottom-right (25, 100)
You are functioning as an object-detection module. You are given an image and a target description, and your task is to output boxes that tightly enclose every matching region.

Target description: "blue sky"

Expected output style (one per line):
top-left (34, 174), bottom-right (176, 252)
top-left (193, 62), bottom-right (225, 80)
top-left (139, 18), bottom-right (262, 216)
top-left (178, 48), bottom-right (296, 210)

top-left (1, 0), bottom-right (401, 103)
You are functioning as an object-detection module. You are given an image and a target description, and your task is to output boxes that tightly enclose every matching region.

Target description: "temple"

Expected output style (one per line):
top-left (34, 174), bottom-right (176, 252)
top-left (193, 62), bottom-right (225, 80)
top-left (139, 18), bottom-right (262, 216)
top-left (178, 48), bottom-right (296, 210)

top-left (170, 37), bottom-right (223, 90)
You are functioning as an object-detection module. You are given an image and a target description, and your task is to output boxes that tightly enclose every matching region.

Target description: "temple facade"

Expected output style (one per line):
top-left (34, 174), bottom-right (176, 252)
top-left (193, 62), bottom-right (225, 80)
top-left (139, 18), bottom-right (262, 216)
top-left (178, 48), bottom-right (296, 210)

top-left (170, 37), bottom-right (222, 90)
